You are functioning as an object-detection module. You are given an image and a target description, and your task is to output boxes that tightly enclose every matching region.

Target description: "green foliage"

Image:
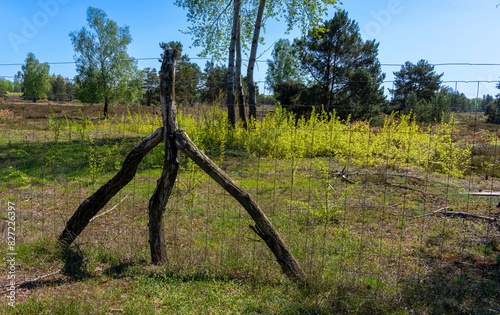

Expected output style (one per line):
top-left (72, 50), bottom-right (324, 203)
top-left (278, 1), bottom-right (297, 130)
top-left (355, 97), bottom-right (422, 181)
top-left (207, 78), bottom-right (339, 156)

top-left (404, 90), bottom-right (451, 122)
top-left (141, 67), bottom-right (159, 106)
top-left (484, 83), bottom-right (500, 124)
top-left (266, 38), bottom-right (305, 95)
top-left (7, 167), bottom-right (32, 187)
top-left (293, 10), bottom-right (387, 120)
top-left (258, 94), bottom-right (277, 106)
top-left (445, 88), bottom-right (470, 112)
top-left (175, 0), bottom-right (339, 60)
top-left (201, 61), bottom-right (228, 103)
top-left (160, 41), bottom-right (203, 106)
top-left (177, 106), bottom-right (470, 177)
top-left (174, 0), bottom-right (254, 60)
top-left (0, 77), bottom-right (21, 93)
top-left (485, 99), bottom-right (500, 124)
top-left (46, 109), bottom-right (64, 142)
top-left (0, 81), bottom-right (6, 99)
top-left (179, 95), bottom-right (232, 155)
top-left (480, 94), bottom-right (495, 112)
top-left (18, 52), bottom-right (51, 101)
top-left (391, 59), bottom-right (443, 112)
top-left (47, 74), bottom-right (74, 101)
top-left (178, 159), bottom-right (205, 203)
top-left (265, 38), bottom-right (308, 109)
top-left (285, 162), bottom-right (353, 225)
top-left (70, 7), bottom-right (142, 115)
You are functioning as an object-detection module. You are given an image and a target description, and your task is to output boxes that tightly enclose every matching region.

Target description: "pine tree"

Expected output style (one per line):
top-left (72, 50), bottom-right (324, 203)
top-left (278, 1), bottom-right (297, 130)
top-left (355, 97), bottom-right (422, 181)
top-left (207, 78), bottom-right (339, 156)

top-left (485, 83), bottom-right (500, 124)
top-left (391, 60), bottom-right (443, 111)
top-left (294, 10), bottom-right (386, 120)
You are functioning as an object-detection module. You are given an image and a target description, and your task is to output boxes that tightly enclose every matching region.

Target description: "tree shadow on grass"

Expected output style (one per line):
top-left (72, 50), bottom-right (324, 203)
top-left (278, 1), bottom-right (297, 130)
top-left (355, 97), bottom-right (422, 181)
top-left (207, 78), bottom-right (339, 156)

top-left (401, 264), bottom-right (500, 314)
top-left (59, 246), bottom-right (90, 279)
top-left (17, 246), bottom-right (91, 291)
top-left (274, 263), bottom-right (500, 314)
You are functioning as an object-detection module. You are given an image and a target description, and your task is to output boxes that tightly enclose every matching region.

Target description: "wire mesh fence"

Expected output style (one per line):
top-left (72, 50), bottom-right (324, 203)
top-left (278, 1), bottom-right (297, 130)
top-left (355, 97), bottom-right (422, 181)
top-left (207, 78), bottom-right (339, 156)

top-left (1, 69), bottom-right (500, 312)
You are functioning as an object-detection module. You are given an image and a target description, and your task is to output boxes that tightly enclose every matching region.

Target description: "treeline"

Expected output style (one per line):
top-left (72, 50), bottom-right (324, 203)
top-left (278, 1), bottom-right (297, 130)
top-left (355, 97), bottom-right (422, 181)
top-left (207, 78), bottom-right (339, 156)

top-left (141, 41), bottom-right (232, 107)
top-left (143, 43), bottom-right (273, 107)
top-left (9, 7), bottom-right (500, 123)
top-left (8, 52), bottom-right (74, 102)
top-left (0, 78), bottom-right (21, 97)
top-left (265, 10), bottom-right (500, 123)
top-left (10, 44), bottom-right (265, 107)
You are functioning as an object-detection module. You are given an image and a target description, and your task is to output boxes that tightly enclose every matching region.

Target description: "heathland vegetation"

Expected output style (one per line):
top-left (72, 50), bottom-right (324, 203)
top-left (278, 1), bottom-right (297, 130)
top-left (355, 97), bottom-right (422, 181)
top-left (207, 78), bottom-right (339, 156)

top-left (1, 96), bottom-right (499, 313)
top-left (1, 3), bottom-right (499, 314)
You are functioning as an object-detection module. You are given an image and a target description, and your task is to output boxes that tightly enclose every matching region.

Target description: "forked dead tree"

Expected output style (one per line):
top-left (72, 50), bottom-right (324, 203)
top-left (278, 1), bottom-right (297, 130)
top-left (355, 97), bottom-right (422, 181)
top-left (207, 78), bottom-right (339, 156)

top-left (58, 49), bottom-right (306, 282)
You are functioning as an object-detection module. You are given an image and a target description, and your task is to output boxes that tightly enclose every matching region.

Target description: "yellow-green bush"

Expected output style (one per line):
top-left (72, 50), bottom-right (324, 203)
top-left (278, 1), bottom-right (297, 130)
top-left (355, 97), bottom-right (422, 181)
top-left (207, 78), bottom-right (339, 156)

top-left (126, 105), bottom-right (471, 177)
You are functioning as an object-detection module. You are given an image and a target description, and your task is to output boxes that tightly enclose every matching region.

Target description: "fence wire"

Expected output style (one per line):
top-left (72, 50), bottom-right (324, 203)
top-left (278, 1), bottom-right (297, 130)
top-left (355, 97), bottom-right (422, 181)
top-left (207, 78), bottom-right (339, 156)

top-left (1, 72), bottom-right (499, 312)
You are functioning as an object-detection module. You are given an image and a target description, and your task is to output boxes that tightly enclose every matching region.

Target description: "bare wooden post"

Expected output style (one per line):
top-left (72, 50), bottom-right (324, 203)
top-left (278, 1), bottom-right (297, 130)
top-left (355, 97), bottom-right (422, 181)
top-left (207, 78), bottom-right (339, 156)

top-left (58, 127), bottom-right (163, 247)
top-left (235, 15), bottom-right (247, 128)
top-left (247, 0), bottom-right (266, 121)
top-left (226, 1), bottom-right (238, 127)
top-left (58, 48), bottom-right (306, 281)
top-left (148, 49), bottom-right (179, 264)
top-left (175, 129), bottom-right (307, 281)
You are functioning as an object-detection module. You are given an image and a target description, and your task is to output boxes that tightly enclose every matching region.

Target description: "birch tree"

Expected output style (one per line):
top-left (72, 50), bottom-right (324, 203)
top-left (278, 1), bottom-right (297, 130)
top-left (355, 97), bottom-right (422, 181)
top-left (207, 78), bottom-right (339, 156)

top-left (18, 52), bottom-right (51, 102)
top-left (175, 0), bottom-right (339, 121)
top-left (70, 7), bottom-right (141, 118)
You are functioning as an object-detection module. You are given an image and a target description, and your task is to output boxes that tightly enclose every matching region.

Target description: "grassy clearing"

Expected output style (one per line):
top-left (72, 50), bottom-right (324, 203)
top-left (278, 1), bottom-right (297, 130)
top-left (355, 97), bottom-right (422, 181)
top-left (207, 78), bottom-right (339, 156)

top-left (0, 102), bottom-right (499, 314)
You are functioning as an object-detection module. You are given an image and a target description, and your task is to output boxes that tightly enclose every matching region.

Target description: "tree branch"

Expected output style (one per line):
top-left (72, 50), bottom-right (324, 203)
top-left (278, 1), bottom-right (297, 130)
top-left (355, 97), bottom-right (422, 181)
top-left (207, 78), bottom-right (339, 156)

top-left (174, 128), bottom-right (306, 282)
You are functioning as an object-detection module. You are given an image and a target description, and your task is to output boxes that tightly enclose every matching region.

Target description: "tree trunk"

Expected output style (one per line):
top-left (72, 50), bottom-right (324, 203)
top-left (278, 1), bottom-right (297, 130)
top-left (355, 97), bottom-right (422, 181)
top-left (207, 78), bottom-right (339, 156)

top-left (247, 0), bottom-right (266, 121)
top-left (226, 0), bottom-right (239, 127)
top-left (235, 15), bottom-right (247, 128)
top-left (148, 49), bottom-right (179, 264)
top-left (58, 127), bottom-right (163, 247)
top-left (104, 98), bottom-right (109, 119)
top-left (174, 129), bottom-right (307, 282)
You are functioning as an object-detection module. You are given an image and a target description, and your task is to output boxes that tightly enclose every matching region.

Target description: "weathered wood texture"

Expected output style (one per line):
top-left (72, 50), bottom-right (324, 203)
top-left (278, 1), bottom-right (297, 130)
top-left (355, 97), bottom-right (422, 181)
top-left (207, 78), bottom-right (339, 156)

top-left (413, 207), bottom-right (498, 222)
top-left (58, 127), bottom-right (164, 247)
top-left (148, 49), bottom-right (180, 264)
top-left (235, 15), bottom-right (247, 128)
top-left (246, 0), bottom-right (266, 121)
top-left (437, 211), bottom-right (498, 222)
top-left (463, 191), bottom-right (500, 196)
top-left (174, 129), bottom-right (307, 281)
top-left (226, 0), bottom-right (238, 127)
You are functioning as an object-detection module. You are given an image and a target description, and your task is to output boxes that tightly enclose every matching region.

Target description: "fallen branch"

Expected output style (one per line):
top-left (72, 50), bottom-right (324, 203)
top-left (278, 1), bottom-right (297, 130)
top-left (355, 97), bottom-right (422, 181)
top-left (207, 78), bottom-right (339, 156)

top-left (462, 191), bottom-right (500, 197)
top-left (0, 258), bottom-right (87, 295)
top-left (341, 174), bottom-right (356, 184)
top-left (412, 207), bottom-right (498, 222)
top-left (437, 211), bottom-right (498, 222)
top-left (412, 207), bottom-right (450, 219)
top-left (339, 165), bottom-right (356, 184)
top-left (0, 269), bottom-right (62, 295)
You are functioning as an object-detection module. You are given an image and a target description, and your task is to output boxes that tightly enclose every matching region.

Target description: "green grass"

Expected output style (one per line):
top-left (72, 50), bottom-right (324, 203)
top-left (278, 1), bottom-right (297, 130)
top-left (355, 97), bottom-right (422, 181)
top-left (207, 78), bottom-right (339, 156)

top-left (0, 104), bottom-right (499, 314)
top-left (5, 266), bottom-right (341, 314)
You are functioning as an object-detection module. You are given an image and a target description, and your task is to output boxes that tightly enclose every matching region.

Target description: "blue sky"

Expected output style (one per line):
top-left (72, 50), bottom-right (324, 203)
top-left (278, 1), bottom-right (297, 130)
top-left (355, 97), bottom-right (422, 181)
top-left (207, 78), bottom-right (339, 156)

top-left (1, 0), bottom-right (499, 98)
